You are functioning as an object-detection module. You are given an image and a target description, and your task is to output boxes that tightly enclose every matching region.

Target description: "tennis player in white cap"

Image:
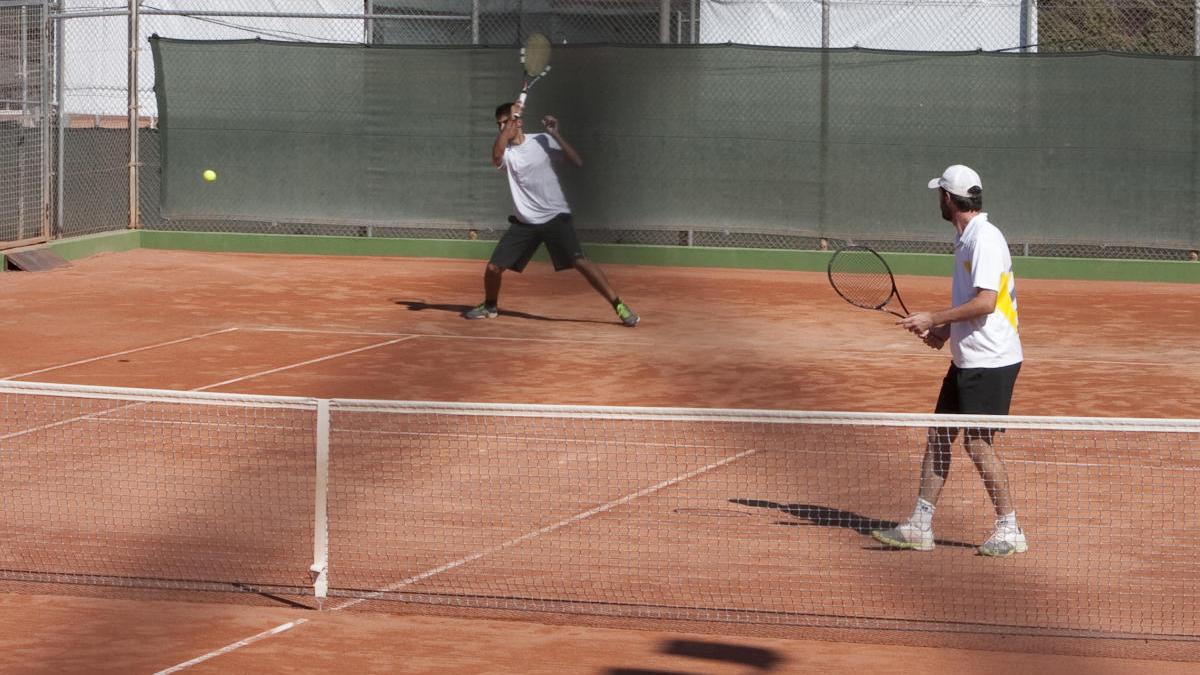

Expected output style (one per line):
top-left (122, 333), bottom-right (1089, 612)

top-left (872, 165), bottom-right (1027, 557)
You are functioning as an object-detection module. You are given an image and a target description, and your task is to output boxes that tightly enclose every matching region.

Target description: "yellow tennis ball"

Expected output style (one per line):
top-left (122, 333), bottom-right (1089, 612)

top-left (202, 169), bottom-right (217, 182)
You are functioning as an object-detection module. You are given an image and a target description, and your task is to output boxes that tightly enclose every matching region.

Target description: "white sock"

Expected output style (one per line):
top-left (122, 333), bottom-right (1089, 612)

top-left (911, 498), bottom-right (935, 529)
top-left (998, 511), bottom-right (1018, 529)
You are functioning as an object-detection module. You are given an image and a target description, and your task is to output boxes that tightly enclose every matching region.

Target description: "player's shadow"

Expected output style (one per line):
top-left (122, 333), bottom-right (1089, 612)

top-left (394, 299), bottom-right (611, 325)
top-left (730, 498), bottom-right (976, 550)
top-left (605, 638), bottom-right (783, 674)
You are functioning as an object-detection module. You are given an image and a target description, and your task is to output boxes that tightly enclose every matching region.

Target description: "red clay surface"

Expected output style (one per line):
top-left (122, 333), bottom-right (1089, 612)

top-left (1, 249), bottom-right (1198, 673)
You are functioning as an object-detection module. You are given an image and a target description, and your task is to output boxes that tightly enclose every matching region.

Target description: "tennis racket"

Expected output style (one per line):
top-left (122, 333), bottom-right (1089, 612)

top-left (517, 33), bottom-right (551, 107)
top-left (827, 245), bottom-right (911, 318)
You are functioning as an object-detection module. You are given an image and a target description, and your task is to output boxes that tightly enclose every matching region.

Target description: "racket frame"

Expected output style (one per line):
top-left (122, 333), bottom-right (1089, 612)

top-left (517, 33), bottom-right (552, 106)
top-left (827, 245), bottom-right (911, 319)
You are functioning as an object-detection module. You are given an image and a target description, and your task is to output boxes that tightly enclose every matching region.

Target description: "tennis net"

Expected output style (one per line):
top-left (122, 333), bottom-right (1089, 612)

top-left (1, 380), bottom-right (1197, 640)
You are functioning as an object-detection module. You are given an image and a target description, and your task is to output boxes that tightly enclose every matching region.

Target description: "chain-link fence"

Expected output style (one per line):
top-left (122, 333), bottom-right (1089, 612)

top-left (0, 1), bottom-right (50, 249)
top-left (40, 1), bottom-right (1200, 260)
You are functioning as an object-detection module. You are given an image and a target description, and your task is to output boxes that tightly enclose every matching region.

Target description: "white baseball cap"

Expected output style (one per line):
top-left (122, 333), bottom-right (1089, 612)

top-left (928, 164), bottom-right (982, 198)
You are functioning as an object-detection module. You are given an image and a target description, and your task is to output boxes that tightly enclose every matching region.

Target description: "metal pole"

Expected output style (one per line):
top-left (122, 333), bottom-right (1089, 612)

top-left (691, 0), bottom-right (698, 44)
top-left (363, 0), bottom-right (372, 44)
top-left (818, 0), bottom-right (830, 234)
top-left (128, 0), bottom-right (139, 230)
top-left (20, 6), bottom-right (28, 240)
top-left (471, 0), bottom-right (479, 45)
top-left (54, 5), bottom-right (64, 238)
top-left (38, 0), bottom-right (51, 242)
top-left (659, 0), bottom-right (670, 44)
top-left (821, 0), bottom-right (830, 49)
top-left (20, 7), bottom-right (27, 106)
top-left (1022, 0), bottom-right (1036, 53)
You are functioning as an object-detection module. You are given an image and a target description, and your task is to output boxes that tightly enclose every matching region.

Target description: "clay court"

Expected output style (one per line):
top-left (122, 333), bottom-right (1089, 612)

top-left (1, 248), bottom-right (1198, 673)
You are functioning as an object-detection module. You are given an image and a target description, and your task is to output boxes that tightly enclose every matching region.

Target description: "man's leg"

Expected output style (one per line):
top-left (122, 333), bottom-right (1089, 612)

top-left (968, 431), bottom-right (1027, 556)
top-left (465, 222), bottom-right (538, 320)
top-left (955, 362), bottom-right (1026, 556)
top-left (464, 262), bottom-right (504, 319)
top-left (572, 257), bottom-right (618, 304)
top-left (563, 253), bottom-right (639, 326)
top-left (483, 263), bottom-right (504, 306)
top-left (542, 214), bottom-right (639, 326)
top-left (963, 432), bottom-right (1015, 517)
top-left (871, 427), bottom-right (955, 551)
top-left (871, 364), bottom-right (961, 552)
top-left (573, 257), bottom-right (638, 325)
top-left (918, 427), bottom-right (955, 505)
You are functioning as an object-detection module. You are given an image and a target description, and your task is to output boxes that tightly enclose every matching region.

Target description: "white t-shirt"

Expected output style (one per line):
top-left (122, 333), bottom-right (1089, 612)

top-left (500, 133), bottom-right (570, 225)
top-left (950, 213), bottom-right (1023, 369)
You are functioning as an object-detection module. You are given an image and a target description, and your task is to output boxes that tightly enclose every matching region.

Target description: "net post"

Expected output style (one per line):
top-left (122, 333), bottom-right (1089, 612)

top-left (310, 398), bottom-right (331, 601)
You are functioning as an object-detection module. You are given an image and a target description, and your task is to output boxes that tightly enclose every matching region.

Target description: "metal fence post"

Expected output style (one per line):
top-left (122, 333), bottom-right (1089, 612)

top-left (53, 3), bottom-right (63, 239)
top-left (40, 0), bottom-right (52, 241)
top-left (127, 0), bottom-right (139, 230)
top-left (659, 0), bottom-right (670, 43)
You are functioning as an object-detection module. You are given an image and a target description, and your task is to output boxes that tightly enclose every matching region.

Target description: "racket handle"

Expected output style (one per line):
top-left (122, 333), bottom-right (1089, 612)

top-left (517, 91), bottom-right (528, 106)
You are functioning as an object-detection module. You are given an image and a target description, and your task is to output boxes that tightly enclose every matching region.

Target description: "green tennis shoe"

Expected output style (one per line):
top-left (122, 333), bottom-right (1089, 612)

top-left (614, 301), bottom-right (639, 327)
top-left (463, 302), bottom-right (498, 320)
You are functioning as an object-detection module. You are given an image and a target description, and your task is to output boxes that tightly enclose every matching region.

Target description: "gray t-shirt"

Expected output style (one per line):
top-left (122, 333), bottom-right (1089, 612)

top-left (500, 133), bottom-right (570, 225)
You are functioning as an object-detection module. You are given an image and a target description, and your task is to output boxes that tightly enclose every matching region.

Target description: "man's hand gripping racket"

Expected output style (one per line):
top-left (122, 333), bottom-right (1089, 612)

top-left (827, 245), bottom-right (946, 349)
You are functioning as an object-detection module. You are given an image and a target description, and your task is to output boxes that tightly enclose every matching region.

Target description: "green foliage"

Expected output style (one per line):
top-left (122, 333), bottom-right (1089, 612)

top-left (1038, 0), bottom-right (1196, 54)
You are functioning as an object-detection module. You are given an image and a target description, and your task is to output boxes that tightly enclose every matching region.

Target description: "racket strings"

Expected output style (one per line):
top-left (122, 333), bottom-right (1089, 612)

top-left (828, 251), bottom-right (895, 310)
top-left (523, 35), bottom-right (551, 77)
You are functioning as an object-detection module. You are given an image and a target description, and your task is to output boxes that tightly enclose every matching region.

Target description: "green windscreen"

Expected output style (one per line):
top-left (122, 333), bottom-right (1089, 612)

top-left (152, 37), bottom-right (1200, 250)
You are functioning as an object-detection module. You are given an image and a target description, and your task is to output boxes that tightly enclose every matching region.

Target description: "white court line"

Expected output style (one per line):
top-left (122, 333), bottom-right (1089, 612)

top-left (241, 327), bottom-right (1195, 366)
top-left (152, 619), bottom-right (308, 675)
top-left (193, 336), bottom-right (417, 391)
top-left (345, 428), bottom-right (740, 452)
top-left (1, 327), bottom-right (240, 381)
top-left (125, 409), bottom-right (757, 666)
top-left (0, 337), bottom-right (416, 443)
top-left (239, 325), bottom-right (653, 346)
top-left (329, 447), bottom-right (760, 612)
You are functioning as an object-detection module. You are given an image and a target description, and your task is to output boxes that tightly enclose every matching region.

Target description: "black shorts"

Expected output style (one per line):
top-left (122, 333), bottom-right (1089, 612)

top-left (934, 361), bottom-right (1021, 441)
top-left (488, 213), bottom-right (585, 273)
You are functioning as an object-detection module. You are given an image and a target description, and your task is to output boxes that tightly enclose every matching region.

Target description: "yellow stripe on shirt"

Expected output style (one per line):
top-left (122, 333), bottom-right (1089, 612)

top-left (995, 270), bottom-right (1019, 332)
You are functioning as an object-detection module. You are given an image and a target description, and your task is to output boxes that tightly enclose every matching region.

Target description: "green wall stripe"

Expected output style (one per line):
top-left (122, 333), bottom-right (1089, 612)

top-left (138, 230), bottom-right (494, 259)
top-left (17, 229), bottom-right (1198, 284)
top-left (49, 230), bottom-right (142, 261)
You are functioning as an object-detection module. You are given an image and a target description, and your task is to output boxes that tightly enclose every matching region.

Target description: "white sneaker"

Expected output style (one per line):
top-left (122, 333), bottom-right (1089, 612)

top-left (871, 521), bottom-right (934, 551)
top-left (978, 520), bottom-right (1028, 557)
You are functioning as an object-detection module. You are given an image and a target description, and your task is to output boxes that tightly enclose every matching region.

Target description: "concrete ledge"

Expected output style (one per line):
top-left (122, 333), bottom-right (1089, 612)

top-left (2, 230), bottom-right (142, 269)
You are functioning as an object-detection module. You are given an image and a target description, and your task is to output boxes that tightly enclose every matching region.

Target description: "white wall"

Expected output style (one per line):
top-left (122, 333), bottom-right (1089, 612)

top-left (63, 0), bottom-right (362, 117)
top-left (700, 0), bottom-right (1033, 51)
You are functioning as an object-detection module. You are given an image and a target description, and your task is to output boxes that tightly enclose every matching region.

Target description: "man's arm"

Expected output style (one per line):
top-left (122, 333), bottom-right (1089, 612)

top-left (493, 103), bottom-right (524, 167)
top-left (542, 115), bottom-right (583, 168)
top-left (492, 118), bottom-right (519, 168)
top-left (900, 289), bottom-right (998, 336)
